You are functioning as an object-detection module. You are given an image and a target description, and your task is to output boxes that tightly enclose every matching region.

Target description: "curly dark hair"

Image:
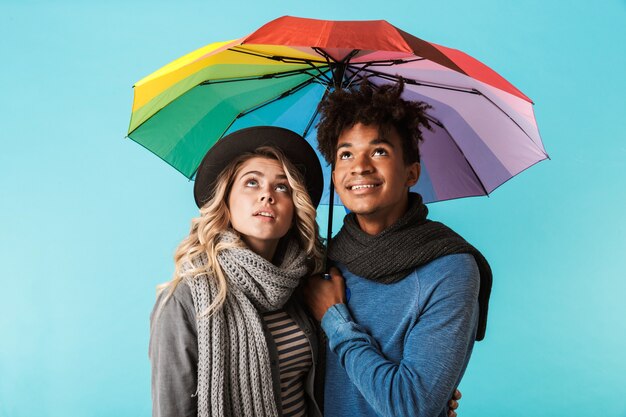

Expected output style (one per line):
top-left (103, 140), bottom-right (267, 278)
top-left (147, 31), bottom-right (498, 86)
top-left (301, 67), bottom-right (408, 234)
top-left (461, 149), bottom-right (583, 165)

top-left (316, 80), bottom-right (432, 165)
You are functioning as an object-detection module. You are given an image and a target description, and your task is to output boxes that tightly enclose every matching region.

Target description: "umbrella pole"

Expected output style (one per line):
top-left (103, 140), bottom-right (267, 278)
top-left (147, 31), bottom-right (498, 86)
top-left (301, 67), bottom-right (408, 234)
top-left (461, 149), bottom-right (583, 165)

top-left (322, 61), bottom-right (349, 277)
top-left (322, 163), bottom-right (335, 278)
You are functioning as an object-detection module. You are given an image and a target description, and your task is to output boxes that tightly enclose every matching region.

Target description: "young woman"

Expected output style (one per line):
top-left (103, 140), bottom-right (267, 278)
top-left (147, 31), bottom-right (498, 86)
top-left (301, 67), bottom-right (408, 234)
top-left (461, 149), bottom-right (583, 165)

top-left (149, 126), bottom-right (325, 417)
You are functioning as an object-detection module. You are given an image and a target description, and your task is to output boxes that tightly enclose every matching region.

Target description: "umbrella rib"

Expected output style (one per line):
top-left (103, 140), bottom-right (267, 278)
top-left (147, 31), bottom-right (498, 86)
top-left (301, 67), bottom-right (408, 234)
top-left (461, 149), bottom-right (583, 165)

top-left (345, 64), bottom-right (375, 88)
top-left (222, 46), bottom-right (334, 88)
top-left (301, 81), bottom-right (333, 140)
top-left (302, 92), bottom-right (325, 139)
top-left (129, 69), bottom-right (326, 138)
top-left (230, 46), bottom-right (328, 65)
top-left (358, 57), bottom-right (426, 66)
top-left (312, 47), bottom-right (336, 64)
top-left (343, 49), bottom-right (360, 63)
top-left (235, 77), bottom-right (318, 119)
top-left (306, 63), bottom-right (332, 84)
top-left (186, 78), bottom-right (319, 180)
top-left (318, 50), bottom-right (336, 82)
top-left (199, 67), bottom-right (329, 86)
top-left (436, 123), bottom-right (490, 197)
top-left (314, 49), bottom-right (343, 90)
top-left (311, 48), bottom-right (361, 88)
top-left (230, 47), bottom-right (330, 82)
top-left (361, 68), bottom-right (547, 157)
top-left (343, 66), bottom-right (490, 196)
top-left (476, 91), bottom-right (547, 156)
top-left (359, 67), bottom-right (481, 95)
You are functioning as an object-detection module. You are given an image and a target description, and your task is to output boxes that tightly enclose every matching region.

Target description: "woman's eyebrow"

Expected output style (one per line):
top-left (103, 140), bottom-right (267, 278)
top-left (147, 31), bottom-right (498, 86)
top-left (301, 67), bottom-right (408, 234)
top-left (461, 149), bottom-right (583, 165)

top-left (240, 171), bottom-right (287, 180)
top-left (240, 170), bottom-right (264, 177)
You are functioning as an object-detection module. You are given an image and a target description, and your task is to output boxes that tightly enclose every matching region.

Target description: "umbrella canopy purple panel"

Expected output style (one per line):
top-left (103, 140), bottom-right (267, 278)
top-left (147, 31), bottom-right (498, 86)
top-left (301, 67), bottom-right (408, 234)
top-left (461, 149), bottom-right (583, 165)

top-left (352, 60), bottom-right (547, 203)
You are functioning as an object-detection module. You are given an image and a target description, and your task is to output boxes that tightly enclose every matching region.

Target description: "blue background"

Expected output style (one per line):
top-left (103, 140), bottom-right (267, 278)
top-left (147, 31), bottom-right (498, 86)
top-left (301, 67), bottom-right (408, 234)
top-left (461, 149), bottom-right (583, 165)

top-left (1, 1), bottom-right (625, 416)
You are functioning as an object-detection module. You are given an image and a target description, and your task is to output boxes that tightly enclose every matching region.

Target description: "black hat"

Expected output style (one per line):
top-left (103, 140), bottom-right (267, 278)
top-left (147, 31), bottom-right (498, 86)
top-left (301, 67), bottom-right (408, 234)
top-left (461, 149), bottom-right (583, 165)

top-left (194, 126), bottom-right (324, 208)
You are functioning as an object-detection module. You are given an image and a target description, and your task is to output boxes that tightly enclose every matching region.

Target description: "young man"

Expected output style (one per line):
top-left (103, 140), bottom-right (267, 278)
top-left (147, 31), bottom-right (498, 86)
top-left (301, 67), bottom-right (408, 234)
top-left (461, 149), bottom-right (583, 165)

top-left (304, 82), bottom-right (492, 417)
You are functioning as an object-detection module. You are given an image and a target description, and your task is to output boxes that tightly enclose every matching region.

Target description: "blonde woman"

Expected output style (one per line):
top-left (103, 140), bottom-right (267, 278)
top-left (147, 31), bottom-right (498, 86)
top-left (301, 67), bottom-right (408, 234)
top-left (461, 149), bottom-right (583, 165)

top-left (150, 127), bottom-right (325, 417)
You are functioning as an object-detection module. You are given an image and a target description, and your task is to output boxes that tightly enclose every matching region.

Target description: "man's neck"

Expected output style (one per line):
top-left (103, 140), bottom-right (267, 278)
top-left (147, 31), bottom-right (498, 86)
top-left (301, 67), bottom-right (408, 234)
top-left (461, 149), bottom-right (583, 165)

top-left (354, 198), bottom-right (410, 236)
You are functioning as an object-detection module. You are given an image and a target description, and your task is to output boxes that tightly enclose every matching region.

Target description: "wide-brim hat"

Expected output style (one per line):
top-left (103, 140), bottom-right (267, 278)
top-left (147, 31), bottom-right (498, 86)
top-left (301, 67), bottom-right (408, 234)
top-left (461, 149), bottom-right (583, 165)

top-left (194, 126), bottom-right (324, 208)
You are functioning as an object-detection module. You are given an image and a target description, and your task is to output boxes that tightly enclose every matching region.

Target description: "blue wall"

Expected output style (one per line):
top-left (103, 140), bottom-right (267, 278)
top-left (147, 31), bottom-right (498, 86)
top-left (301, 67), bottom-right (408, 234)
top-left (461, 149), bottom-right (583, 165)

top-left (1, 1), bottom-right (625, 416)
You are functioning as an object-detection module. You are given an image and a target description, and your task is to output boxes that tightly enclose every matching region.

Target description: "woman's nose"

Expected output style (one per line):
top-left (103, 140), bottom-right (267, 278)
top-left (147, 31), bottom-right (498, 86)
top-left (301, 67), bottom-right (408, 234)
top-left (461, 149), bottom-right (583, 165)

top-left (259, 188), bottom-right (275, 204)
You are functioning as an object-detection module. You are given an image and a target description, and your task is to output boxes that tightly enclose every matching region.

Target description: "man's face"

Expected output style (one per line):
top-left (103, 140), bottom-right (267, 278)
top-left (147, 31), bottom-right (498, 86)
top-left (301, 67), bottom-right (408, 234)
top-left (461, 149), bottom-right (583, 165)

top-left (332, 123), bottom-right (419, 230)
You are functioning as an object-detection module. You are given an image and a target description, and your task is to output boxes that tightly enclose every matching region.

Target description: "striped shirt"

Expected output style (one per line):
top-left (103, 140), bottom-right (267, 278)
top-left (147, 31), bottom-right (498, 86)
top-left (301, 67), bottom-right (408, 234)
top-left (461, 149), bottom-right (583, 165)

top-left (262, 309), bottom-right (313, 417)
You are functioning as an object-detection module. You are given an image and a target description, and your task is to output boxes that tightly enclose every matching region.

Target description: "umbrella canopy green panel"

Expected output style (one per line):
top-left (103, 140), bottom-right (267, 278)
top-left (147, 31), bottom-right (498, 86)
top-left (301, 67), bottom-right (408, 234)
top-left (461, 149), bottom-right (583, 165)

top-left (129, 73), bottom-right (313, 178)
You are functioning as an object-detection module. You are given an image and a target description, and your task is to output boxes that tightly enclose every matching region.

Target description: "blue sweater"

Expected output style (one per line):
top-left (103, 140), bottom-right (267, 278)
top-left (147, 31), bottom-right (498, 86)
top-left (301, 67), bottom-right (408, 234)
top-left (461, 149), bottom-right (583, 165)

top-left (321, 253), bottom-right (480, 417)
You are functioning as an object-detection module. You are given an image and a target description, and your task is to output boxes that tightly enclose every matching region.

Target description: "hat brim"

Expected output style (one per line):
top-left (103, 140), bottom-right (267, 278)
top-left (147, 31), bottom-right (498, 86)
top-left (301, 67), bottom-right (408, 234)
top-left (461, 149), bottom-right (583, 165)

top-left (194, 126), bottom-right (324, 208)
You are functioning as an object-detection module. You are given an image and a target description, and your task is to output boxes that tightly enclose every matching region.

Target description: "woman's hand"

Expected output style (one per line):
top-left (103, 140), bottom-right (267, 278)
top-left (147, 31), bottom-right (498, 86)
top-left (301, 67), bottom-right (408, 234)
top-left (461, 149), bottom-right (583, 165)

top-left (302, 267), bottom-right (346, 321)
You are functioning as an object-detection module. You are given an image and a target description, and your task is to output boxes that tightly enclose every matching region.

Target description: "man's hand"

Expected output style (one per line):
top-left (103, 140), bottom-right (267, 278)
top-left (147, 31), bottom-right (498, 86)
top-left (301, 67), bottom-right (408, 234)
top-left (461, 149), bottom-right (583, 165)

top-left (448, 389), bottom-right (462, 417)
top-left (303, 267), bottom-right (346, 321)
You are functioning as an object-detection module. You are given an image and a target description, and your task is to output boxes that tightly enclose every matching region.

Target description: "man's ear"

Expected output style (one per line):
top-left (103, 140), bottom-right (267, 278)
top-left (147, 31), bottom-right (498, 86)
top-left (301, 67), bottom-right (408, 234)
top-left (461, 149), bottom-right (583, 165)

top-left (406, 162), bottom-right (420, 187)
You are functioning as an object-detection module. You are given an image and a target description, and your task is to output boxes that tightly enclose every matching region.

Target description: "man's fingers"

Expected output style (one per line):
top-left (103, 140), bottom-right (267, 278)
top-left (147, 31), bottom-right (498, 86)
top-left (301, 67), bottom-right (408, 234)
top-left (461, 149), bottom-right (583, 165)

top-left (454, 389), bottom-right (462, 400)
top-left (329, 266), bottom-right (342, 278)
top-left (448, 390), bottom-right (460, 417)
top-left (328, 267), bottom-right (346, 292)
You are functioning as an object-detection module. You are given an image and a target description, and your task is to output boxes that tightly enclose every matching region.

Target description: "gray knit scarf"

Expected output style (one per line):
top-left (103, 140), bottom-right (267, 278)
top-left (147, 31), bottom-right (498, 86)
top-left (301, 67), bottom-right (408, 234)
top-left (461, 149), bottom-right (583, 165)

top-left (329, 193), bottom-right (492, 341)
top-left (184, 231), bottom-right (309, 417)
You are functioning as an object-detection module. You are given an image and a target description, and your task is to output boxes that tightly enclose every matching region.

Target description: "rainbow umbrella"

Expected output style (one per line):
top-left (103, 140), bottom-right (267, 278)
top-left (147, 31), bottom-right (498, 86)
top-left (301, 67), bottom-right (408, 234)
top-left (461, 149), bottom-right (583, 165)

top-left (128, 16), bottom-right (548, 235)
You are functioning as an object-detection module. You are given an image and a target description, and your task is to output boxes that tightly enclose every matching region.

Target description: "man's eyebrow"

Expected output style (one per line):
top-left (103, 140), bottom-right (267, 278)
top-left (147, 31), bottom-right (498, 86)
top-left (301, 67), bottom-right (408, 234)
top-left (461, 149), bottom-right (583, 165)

top-left (336, 138), bottom-right (394, 150)
top-left (370, 138), bottom-right (395, 147)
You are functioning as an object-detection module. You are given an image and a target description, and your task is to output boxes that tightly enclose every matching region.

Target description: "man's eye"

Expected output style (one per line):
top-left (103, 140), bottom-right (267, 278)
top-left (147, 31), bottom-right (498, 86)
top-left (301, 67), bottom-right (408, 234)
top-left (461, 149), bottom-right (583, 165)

top-left (338, 151), bottom-right (352, 160)
top-left (373, 148), bottom-right (388, 156)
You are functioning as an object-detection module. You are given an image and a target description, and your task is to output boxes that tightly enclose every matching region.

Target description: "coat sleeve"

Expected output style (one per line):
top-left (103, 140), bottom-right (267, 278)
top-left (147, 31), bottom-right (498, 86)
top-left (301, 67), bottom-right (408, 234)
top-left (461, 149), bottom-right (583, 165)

top-left (321, 255), bottom-right (480, 417)
top-left (149, 285), bottom-right (198, 417)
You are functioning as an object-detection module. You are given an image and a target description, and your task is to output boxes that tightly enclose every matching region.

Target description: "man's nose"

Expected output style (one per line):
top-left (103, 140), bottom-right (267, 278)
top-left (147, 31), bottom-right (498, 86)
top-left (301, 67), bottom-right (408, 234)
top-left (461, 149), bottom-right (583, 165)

top-left (351, 153), bottom-right (374, 175)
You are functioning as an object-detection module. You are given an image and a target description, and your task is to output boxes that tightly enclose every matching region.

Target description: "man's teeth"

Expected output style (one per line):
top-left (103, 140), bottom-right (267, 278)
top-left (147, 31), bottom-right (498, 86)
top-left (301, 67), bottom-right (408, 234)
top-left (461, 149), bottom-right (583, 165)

top-left (351, 184), bottom-right (377, 190)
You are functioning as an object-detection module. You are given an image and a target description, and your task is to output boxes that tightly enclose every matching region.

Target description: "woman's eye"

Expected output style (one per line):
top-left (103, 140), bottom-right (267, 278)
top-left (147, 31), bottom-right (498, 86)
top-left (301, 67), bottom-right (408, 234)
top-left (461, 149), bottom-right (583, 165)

top-left (275, 183), bottom-right (290, 193)
top-left (245, 179), bottom-right (258, 187)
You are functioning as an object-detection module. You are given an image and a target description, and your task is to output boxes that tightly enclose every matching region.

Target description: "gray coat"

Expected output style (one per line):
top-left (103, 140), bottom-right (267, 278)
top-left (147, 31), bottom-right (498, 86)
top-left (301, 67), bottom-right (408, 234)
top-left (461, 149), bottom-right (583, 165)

top-left (149, 282), bottom-right (323, 417)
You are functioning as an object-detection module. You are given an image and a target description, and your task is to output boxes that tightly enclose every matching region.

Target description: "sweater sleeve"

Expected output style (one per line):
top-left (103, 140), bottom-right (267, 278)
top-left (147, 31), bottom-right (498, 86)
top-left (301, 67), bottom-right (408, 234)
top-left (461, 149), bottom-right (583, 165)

top-left (149, 284), bottom-right (198, 417)
top-left (321, 255), bottom-right (480, 417)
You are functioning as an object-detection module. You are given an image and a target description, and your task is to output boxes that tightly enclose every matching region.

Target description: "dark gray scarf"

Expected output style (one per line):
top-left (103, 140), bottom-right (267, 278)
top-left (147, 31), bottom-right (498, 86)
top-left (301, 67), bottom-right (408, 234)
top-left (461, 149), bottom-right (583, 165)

top-left (329, 193), bottom-right (492, 341)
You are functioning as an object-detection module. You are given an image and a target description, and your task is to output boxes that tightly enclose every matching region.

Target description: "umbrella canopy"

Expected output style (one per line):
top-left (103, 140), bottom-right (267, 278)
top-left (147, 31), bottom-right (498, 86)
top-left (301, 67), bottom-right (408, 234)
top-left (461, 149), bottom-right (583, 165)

top-left (128, 15), bottom-right (547, 208)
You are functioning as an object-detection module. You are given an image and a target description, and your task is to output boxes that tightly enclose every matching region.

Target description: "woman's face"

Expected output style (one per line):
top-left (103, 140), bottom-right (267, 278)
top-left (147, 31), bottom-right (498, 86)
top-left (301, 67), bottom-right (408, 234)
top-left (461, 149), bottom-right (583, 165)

top-left (228, 156), bottom-right (295, 260)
